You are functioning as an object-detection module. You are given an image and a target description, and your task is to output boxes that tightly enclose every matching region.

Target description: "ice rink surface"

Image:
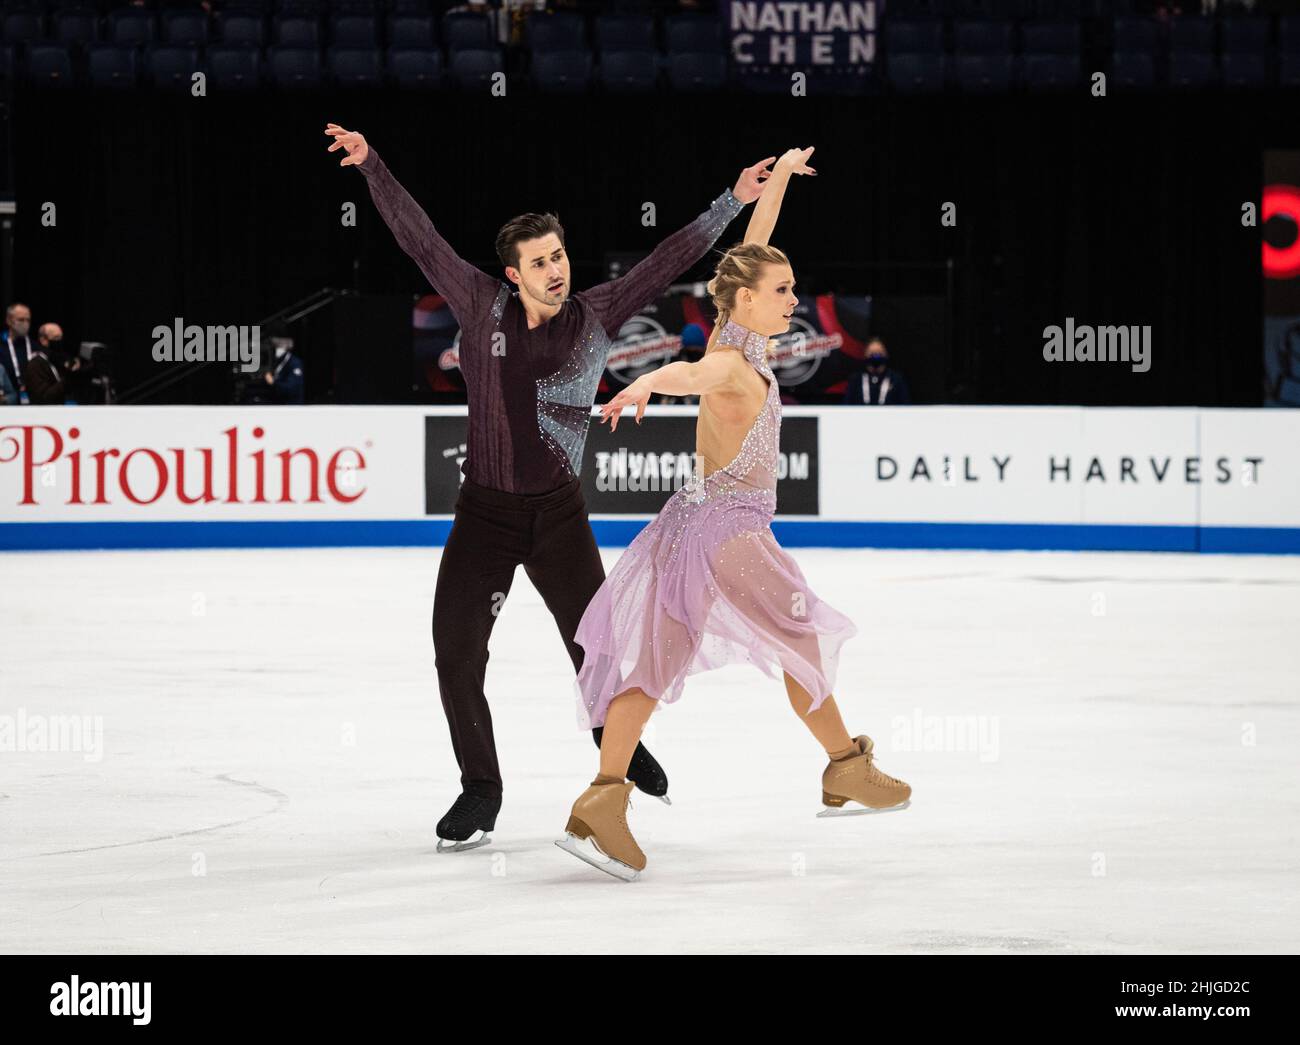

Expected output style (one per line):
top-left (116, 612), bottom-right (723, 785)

top-left (2, 544), bottom-right (1297, 954)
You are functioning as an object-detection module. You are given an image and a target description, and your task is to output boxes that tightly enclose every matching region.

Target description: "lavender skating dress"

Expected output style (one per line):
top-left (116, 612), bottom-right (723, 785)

top-left (574, 319), bottom-right (858, 728)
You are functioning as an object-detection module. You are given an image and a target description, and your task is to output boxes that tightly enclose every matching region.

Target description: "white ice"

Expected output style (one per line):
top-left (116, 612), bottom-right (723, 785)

top-left (2, 544), bottom-right (1298, 954)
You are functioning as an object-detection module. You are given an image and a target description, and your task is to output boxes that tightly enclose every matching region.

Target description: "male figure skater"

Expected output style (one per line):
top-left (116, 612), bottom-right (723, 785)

top-left (325, 124), bottom-right (770, 850)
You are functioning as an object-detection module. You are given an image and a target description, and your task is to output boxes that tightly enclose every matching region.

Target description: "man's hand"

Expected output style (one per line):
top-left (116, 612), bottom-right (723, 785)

top-left (732, 156), bottom-right (776, 205)
top-left (325, 123), bottom-right (368, 167)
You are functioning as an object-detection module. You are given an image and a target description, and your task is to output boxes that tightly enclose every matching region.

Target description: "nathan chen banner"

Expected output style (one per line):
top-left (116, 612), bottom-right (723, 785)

top-left (721, 1), bottom-right (881, 90)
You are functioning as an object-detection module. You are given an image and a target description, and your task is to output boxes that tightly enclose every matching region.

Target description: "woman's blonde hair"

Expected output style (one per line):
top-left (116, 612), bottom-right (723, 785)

top-left (703, 241), bottom-right (790, 357)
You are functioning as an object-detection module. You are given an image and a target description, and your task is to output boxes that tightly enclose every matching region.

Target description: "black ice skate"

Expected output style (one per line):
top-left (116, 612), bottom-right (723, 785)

top-left (591, 728), bottom-right (670, 804)
top-left (435, 792), bottom-right (502, 853)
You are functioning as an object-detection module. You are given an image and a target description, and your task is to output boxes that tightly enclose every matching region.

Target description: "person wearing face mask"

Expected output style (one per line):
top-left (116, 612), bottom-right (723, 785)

top-left (261, 331), bottom-right (305, 405)
top-left (843, 336), bottom-right (911, 406)
top-left (24, 323), bottom-right (69, 405)
top-left (1, 302), bottom-right (36, 405)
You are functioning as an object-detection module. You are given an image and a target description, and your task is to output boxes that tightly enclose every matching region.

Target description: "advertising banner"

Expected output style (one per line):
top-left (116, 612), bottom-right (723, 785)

top-left (2, 405), bottom-right (1297, 553)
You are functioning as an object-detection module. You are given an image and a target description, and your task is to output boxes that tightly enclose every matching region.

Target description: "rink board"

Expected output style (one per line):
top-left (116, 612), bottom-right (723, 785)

top-left (1, 405), bottom-right (1297, 553)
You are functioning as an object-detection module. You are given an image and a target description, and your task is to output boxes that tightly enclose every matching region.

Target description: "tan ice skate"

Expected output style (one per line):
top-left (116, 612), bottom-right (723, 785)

top-left (554, 778), bottom-right (646, 881)
top-left (818, 734), bottom-right (912, 817)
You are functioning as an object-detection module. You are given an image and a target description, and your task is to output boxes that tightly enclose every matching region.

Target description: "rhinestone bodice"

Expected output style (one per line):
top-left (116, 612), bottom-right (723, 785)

top-left (680, 319), bottom-right (780, 506)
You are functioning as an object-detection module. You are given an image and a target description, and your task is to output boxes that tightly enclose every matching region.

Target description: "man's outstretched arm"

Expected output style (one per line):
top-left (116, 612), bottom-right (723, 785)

top-left (326, 123), bottom-right (496, 323)
top-left (585, 155), bottom-right (774, 337)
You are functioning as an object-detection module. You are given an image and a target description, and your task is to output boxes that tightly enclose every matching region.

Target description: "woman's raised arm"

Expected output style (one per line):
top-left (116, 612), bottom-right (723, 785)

top-left (742, 146), bottom-right (816, 246)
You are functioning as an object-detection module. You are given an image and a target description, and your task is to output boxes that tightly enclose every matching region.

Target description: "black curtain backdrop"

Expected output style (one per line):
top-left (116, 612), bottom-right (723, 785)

top-left (9, 85), bottom-right (1282, 406)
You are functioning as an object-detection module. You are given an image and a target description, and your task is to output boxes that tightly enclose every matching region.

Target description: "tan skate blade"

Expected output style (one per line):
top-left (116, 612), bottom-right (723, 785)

top-left (817, 797), bottom-right (912, 818)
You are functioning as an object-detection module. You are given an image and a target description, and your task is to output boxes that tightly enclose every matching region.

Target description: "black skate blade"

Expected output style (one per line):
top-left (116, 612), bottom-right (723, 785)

top-left (816, 798), bottom-right (911, 818)
top-left (436, 830), bottom-right (492, 852)
top-left (630, 779), bottom-right (670, 803)
top-left (554, 834), bottom-right (640, 882)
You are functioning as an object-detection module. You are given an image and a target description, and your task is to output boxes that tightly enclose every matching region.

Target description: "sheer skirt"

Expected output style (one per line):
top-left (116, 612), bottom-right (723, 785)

top-left (574, 482), bottom-right (857, 728)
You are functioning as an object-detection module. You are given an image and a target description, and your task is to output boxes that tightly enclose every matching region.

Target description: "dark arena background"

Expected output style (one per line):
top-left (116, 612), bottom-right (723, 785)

top-left (0, 0), bottom-right (1295, 1021)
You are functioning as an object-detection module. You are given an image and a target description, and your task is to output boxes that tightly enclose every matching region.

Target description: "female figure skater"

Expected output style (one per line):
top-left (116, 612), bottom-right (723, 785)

top-left (555, 147), bottom-right (912, 880)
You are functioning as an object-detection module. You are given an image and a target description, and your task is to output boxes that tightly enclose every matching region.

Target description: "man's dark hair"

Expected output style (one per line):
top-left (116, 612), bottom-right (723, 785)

top-left (495, 213), bottom-right (565, 270)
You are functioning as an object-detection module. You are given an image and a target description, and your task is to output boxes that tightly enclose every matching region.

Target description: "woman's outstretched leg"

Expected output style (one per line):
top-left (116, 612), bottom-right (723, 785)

top-left (783, 672), bottom-right (854, 756)
top-left (782, 671), bottom-right (911, 814)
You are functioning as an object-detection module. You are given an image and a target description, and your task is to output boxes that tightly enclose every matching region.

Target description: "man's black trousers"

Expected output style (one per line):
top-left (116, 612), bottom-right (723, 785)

top-left (432, 475), bottom-right (604, 800)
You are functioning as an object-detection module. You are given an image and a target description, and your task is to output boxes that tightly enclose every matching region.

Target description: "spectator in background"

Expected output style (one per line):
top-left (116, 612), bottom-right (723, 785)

top-left (39, 322), bottom-right (84, 400)
top-left (843, 336), bottom-right (911, 405)
top-left (0, 360), bottom-right (14, 405)
top-left (679, 321), bottom-right (708, 363)
top-left (262, 331), bottom-right (305, 404)
top-left (23, 324), bottom-right (68, 405)
top-left (2, 302), bottom-right (35, 404)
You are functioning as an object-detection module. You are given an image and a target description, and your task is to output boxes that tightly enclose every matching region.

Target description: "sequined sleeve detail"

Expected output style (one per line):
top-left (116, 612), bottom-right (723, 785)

top-left (490, 284), bottom-right (510, 326)
top-left (535, 189), bottom-right (744, 479)
top-left (356, 147), bottom-right (498, 323)
top-left (585, 187), bottom-right (746, 338)
top-left (535, 308), bottom-right (614, 476)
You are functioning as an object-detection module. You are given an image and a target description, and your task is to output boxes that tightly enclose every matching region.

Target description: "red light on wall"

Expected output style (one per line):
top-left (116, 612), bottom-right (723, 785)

top-left (1263, 184), bottom-right (1300, 280)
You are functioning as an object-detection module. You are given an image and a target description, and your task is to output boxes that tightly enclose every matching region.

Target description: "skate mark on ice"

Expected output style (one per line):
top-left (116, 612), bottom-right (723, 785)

top-left (883, 573), bottom-right (1300, 587)
top-left (877, 572), bottom-right (996, 583)
top-left (1021, 575), bottom-right (1300, 586)
top-left (1081, 694), bottom-right (1300, 709)
top-left (24, 772), bottom-right (289, 858)
top-left (49, 853), bottom-right (181, 916)
top-left (905, 931), bottom-right (1063, 951)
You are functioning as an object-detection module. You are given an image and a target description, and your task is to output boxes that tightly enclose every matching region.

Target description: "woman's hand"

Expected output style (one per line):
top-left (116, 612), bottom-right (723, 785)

top-left (741, 147), bottom-right (815, 246)
top-left (600, 377), bottom-right (653, 432)
top-left (325, 123), bottom-right (369, 167)
top-left (776, 146), bottom-right (816, 176)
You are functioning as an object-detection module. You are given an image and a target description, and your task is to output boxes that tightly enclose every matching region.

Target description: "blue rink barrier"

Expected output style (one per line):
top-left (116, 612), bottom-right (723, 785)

top-left (3, 519), bottom-right (1300, 554)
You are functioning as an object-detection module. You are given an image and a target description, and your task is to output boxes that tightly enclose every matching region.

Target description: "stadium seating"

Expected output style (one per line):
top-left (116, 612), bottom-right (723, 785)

top-left (0, 3), bottom-right (1294, 97)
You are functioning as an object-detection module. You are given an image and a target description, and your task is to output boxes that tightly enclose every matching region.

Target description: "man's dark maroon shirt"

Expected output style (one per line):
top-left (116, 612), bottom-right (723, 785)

top-left (358, 148), bottom-right (745, 494)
